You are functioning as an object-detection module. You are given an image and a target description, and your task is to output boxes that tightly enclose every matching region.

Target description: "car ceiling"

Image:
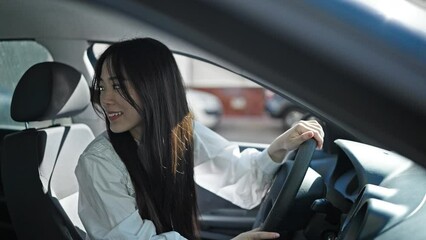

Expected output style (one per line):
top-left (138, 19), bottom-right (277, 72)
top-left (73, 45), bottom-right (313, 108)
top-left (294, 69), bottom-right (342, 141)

top-left (0, 0), bottom-right (241, 73)
top-left (1, 0), bottom-right (426, 167)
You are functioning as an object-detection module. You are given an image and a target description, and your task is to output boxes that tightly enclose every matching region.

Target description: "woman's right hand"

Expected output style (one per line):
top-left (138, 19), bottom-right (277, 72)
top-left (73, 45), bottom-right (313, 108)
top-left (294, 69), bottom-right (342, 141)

top-left (231, 228), bottom-right (280, 240)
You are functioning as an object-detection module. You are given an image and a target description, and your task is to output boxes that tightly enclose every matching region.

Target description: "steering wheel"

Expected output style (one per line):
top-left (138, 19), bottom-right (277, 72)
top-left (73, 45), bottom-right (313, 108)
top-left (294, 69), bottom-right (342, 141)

top-left (259, 138), bottom-right (317, 232)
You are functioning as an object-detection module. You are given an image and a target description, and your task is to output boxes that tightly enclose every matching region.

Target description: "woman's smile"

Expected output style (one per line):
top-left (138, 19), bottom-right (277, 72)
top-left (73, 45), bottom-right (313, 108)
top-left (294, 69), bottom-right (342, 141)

top-left (107, 111), bottom-right (124, 121)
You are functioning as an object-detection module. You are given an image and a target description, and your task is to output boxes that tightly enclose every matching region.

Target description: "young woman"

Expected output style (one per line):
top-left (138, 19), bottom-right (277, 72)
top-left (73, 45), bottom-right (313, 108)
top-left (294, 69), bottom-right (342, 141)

top-left (75, 38), bottom-right (324, 240)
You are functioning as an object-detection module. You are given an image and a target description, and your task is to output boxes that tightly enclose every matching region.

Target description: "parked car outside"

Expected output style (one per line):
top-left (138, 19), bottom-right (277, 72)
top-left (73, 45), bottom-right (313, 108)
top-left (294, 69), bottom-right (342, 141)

top-left (186, 89), bottom-right (223, 129)
top-left (264, 90), bottom-right (308, 129)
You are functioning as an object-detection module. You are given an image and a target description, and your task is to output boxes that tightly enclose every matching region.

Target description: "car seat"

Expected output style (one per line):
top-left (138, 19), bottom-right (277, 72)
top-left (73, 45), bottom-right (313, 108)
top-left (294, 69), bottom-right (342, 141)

top-left (1, 62), bottom-right (94, 239)
top-left (0, 129), bottom-right (19, 239)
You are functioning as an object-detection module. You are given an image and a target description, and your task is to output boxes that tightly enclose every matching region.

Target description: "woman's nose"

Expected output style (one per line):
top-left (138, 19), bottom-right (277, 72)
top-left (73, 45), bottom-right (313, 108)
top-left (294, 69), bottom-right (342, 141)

top-left (100, 89), bottom-right (115, 105)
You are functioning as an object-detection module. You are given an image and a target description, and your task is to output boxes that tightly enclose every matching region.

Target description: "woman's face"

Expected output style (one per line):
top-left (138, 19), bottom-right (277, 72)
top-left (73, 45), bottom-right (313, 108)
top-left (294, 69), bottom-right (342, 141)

top-left (99, 62), bottom-right (143, 140)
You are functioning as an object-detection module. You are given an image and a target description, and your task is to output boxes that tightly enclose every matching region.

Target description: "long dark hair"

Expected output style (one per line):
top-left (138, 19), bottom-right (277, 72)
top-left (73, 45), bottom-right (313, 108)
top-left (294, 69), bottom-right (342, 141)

top-left (91, 38), bottom-right (199, 239)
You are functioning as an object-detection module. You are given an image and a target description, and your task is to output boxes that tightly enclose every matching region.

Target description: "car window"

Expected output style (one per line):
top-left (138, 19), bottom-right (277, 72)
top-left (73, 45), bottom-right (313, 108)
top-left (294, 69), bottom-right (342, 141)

top-left (174, 55), bottom-right (279, 143)
top-left (86, 43), bottom-right (313, 144)
top-left (0, 41), bottom-right (52, 129)
top-left (174, 54), bottom-right (315, 144)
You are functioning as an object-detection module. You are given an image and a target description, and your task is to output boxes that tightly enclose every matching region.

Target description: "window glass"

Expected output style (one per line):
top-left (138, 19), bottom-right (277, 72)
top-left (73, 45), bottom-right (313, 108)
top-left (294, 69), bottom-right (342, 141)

top-left (174, 55), bottom-right (284, 144)
top-left (0, 41), bottom-right (52, 129)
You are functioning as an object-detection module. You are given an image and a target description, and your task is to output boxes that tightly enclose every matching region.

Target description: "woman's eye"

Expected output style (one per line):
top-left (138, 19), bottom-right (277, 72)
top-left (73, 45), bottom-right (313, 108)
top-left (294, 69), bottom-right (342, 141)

top-left (98, 86), bottom-right (105, 91)
top-left (113, 84), bottom-right (121, 90)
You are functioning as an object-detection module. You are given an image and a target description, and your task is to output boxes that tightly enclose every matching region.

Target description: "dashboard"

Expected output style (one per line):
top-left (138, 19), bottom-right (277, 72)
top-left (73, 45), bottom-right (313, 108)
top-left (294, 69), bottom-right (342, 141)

top-left (314, 140), bottom-right (426, 239)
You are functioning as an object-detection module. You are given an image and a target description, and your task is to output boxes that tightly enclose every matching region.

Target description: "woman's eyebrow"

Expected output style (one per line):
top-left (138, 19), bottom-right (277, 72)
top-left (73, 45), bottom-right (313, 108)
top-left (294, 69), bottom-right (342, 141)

top-left (99, 76), bottom-right (120, 82)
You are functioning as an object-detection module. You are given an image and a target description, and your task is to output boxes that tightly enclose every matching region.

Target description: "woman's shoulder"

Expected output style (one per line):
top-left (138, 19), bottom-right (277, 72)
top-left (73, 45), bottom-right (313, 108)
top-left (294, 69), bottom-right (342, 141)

top-left (78, 131), bottom-right (128, 174)
top-left (81, 131), bottom-right (114, 156)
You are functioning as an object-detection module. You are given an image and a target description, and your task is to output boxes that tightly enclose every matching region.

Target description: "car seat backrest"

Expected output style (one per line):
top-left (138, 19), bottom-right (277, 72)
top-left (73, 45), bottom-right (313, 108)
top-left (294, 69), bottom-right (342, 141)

top-left (1, 62), bottom-right (94, 240)
top-left (0, 128), bottom-right (19, 239)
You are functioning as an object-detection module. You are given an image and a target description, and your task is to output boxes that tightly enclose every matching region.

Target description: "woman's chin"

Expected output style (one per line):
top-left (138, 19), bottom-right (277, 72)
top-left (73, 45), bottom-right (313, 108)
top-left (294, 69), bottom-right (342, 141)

top-left (109, 127), bottom-right (127, 134)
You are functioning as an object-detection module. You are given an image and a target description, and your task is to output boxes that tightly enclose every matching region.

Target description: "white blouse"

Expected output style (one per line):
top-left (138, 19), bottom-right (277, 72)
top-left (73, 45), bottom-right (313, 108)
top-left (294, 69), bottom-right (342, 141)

top-left (75, 121), bottom-right (281, 239)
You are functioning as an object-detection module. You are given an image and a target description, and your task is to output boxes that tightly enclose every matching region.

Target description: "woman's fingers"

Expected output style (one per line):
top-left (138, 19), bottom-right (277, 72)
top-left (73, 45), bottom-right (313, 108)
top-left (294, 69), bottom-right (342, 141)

top-left (297, 120), bottom-right (324, 137)
top-left (299, 120), bottom-right (324, 137)
top-left (294, 121), bottom-right (324, 149)
top-left (232, 229), bottom-right (280, 239)
top-left (267, 119), bottom-right (325, 162)
top-left (249, 231), bottom-right (280, 239)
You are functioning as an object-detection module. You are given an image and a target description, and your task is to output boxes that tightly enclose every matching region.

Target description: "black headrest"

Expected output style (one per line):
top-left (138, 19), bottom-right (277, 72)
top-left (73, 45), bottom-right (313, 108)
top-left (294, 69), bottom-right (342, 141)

top-left (11, 62), bottom-right (90, 122)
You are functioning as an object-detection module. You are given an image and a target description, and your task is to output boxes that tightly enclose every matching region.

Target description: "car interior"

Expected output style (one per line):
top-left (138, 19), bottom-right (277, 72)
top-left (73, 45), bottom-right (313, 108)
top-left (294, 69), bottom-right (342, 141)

top-left (1, 0), bottom-right (426, 240)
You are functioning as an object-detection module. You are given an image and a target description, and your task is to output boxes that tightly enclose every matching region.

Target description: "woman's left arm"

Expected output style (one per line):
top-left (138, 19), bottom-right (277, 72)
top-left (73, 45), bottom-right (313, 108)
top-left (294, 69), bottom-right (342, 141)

top-left (192, 120), bottom-right (324, 210)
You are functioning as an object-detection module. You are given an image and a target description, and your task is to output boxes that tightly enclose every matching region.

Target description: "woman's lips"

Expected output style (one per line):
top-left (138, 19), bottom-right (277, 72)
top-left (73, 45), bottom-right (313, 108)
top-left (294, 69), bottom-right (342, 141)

top-left (107, 111), bottom-right (123, 121)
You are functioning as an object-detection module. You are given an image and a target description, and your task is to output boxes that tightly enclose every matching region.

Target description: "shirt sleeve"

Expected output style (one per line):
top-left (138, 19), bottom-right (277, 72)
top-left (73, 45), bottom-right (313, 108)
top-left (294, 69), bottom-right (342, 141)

top-left (75, 151), bottom-right (186, 240)
top-left (192, 121), bottom-right (282, 210)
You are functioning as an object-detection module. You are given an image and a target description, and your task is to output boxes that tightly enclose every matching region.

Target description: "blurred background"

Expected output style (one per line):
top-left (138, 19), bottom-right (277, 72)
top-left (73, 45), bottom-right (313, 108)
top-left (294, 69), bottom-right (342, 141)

top-left (174, 54), bottom-right (311, 144)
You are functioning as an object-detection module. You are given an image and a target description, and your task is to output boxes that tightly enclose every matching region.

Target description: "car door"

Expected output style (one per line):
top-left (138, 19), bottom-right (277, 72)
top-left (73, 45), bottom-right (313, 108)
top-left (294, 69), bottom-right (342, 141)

top-left (196, 143), bottom-right (268, 240)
